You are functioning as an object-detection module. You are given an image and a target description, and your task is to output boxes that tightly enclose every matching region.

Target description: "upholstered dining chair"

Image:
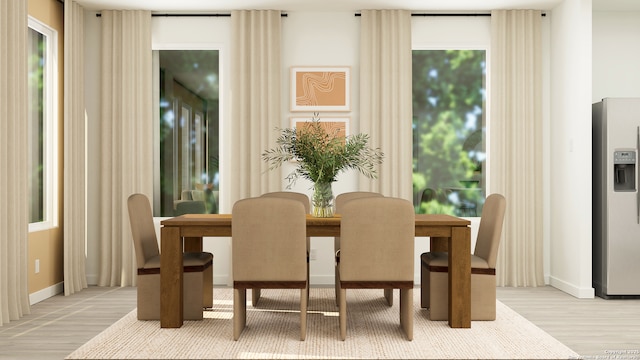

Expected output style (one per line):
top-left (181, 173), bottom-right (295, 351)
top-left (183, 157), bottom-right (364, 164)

top-left (257, 191), bottom-right (311, 306)
top-left (420, 193), bottom-right (506, 321)
top-left (333, 191), bottom-right (384, 306)
top-left (232, 197), bottom-right (309, 341)
top-left (336, 197), bottom-right (415, 341)
top-left (174, 200), bottom-right (206, 215)
top-left (127, 193), bottom-right (213, 320)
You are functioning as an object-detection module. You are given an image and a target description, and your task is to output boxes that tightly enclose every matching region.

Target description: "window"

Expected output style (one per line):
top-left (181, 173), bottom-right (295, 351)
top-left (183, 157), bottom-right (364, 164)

top-left (154, 50), bottom-right (220, 216)
top-left (412, 50), bottom-right (486, 217)
top-left (28, 17), bottom-right (58, 231)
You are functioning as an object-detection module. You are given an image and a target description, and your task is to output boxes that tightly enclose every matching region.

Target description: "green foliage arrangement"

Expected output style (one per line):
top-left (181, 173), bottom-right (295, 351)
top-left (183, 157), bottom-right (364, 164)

top-left (262, 113), bottom-right (384, 189)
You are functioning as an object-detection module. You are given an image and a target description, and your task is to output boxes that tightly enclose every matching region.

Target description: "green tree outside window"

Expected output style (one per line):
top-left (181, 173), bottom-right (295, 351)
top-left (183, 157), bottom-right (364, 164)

top-left (412, 50), bottom-right (486, 216)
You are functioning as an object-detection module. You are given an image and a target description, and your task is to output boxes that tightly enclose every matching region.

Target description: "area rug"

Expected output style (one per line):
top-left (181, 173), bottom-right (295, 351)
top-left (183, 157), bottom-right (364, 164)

top-left (66, 288), bottom-right (578, 359)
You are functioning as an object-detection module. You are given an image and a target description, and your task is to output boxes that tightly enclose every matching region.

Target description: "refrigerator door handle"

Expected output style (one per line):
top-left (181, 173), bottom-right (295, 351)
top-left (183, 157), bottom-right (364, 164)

top-left (637, 127), bottom-right (639, 224)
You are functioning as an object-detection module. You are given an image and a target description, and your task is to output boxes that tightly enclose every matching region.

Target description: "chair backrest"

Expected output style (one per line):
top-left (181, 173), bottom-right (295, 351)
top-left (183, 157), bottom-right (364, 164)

top-left (473, 193), bottom-right (507, 268)
top-left (261, 191), bottom-right (310, 213)
top-left (191, 190), bottom-right (206, 202)
top-left (175, 200), bottom-right (206, 215)
top-left (232, 197), bottom-right (307, 282)
top-left (420, 188), bottom-right (437, 203)
top-left (335, 191), bottom-right (384, 213)
top-left (181, 190), bottom-right (193, 200)
top-left (339, 197), bottom-right (415, 281)
top-left (127, 193), bottom-right (160, 269)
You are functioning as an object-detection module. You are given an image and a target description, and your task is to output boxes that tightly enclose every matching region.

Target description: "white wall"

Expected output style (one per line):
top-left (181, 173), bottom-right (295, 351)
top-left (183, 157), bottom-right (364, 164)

top-left (592, 11), bottom-right (640, 101)
top-left (281, 12), bottom-right (360, 284)
top-left (83, 8), bottom-right (599, 294)
top-left (548, 0), bottom-right (595, 298)
top-left (410, 15), bottom-right (488, 283)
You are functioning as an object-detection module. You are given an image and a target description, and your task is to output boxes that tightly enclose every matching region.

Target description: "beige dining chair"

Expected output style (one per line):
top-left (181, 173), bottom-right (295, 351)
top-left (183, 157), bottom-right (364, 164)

top-left (420, 193), bottom-right (506, 320)
top-left (127, 193), bottom-right (213, 320)
top-left (333, 191), bottom-right (384, 306)
top-left (174, 200), bottom-right (206, 215)
top-left (232, 197), bottom-right (309, 341)
top-left (257, 191), bottom-right (310, 306)
top-left (336, 197), bottom-right (415, 340)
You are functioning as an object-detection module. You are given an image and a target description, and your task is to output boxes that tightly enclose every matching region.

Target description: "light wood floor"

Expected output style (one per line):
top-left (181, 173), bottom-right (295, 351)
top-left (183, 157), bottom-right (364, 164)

top-left (1, 285), bottom-right (639, 359)
top-left (497, 286), bottom-right (640, 358)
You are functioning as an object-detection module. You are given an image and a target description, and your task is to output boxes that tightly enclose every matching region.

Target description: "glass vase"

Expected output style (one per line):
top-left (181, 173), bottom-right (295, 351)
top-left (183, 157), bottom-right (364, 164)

top-left (312, 181), bottom-right (335, 217)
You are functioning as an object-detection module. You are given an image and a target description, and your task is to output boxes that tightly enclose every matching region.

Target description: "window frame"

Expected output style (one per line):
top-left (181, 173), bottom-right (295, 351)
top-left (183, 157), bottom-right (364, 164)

top-left (28, 16), bottom-right (59, 232)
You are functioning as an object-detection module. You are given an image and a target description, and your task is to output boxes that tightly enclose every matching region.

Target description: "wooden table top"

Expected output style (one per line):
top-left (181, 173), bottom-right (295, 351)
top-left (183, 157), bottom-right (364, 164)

top-left (161, 213), bottom-right (470, 227)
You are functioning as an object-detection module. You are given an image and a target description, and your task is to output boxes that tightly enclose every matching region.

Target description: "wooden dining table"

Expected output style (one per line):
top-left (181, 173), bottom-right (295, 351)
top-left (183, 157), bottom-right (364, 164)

top-left (159, 213), bottom-right (471, 329)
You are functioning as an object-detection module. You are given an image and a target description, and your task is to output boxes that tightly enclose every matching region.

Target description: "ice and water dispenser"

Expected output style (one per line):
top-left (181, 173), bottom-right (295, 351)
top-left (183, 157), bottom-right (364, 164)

top-left (613, 150), bottom-right (636, 192)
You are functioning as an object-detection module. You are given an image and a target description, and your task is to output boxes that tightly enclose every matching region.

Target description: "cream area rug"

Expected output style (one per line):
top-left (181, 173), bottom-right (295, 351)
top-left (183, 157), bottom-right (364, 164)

top-left (66, 287), bottom-right (578, 359)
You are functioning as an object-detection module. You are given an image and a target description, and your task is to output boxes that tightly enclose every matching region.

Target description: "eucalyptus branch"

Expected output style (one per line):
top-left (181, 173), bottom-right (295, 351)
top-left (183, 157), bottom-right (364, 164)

top-left (262, 114), bottom-right (384, 189)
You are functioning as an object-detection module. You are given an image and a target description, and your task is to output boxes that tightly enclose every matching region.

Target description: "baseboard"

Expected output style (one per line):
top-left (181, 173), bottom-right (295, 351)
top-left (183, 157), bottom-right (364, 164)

top-left (29, 282), bottom-right (64, 305)
top-left (86, 273), bottom-right (99, 286)
top-left (214, 275), bottom-right (229, 285)
top-left (310, 275), bottom-right (336, 286)
top-left (549, 276), bottom-right (595, 298)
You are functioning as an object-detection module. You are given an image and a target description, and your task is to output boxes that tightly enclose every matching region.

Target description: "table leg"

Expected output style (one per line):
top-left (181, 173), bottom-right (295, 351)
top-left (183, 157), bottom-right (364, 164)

top-left (161, 226), bottom-right (184, 328)
top-left (448, 226), bottom-right (471, 328)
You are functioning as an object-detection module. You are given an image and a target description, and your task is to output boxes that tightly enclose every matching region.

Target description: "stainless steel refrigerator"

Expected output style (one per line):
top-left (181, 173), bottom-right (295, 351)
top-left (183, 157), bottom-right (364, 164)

top-left (593, 97), bottom-right (640, 299)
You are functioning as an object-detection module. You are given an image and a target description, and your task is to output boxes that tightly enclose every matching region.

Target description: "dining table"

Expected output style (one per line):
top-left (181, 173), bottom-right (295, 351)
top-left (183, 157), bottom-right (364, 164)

top-left (159, 213), bottom-right (471, 329)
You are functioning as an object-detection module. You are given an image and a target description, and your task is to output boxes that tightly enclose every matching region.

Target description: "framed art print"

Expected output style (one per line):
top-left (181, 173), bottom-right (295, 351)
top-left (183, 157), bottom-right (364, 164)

top-left (290, 66), bottom-right (350, 112)
top-left (291, 117), bottom-right (350, 145)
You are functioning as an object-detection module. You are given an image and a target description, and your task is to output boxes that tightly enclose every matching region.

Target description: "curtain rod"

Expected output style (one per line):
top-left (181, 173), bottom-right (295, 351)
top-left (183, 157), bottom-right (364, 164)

top-left (354, 12), bottom-right (546, 17)
top-left (96, 13), bottom-right (287, 17)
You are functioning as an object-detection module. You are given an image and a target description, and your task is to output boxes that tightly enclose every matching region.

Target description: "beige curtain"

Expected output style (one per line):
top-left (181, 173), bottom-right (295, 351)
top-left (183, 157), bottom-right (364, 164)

top-left (63, 0), bottom-right (88, 296)
top-left (359, 10), bottom-right (413, 200)
top-left (490, 10), bottom-right (545, 287)
top-left (98, 10), bottom-right (153, 287)
top-left (230, 10), bottom-right (282, 204)
top-left (0, 0), bottom-right (30, 324)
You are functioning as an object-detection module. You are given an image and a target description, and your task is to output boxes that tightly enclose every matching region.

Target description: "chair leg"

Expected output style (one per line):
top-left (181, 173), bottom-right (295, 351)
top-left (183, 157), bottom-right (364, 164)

top-left (384, 288), bottom-right (393, 306)
top-left (203, 264), bottom-right (213, 308)
top-left (400, 288), bottom-right (413, 341)
top-left (252, 288), bottom-right (261, 307)
top-left (334, 265), bottom-right (340, 306)
top-left (334, 239), bottom-right (340, 307)
top-left (420, 262), bottom-right (429, 308)
top-left (233, 288), bottom-right (247, 340)
top-left (339, 288), bottom-right (347, 341)
top-left (307, 262), bottom-right (310, 300)
top-left (300, 287), bottom-right (308, 341)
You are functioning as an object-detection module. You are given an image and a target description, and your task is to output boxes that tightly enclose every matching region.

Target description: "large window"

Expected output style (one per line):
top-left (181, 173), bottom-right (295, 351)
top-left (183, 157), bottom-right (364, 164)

top-left (28, 17), bottom-right (58, 230)
top-left (155, 50), bottom-right (220, 216)
top-left (412, 50), bottom-right (486, 217)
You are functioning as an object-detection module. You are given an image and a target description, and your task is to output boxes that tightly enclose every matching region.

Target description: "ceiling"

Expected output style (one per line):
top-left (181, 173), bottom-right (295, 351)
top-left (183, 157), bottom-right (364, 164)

top-left (73, 0), bottom-right (640, 12)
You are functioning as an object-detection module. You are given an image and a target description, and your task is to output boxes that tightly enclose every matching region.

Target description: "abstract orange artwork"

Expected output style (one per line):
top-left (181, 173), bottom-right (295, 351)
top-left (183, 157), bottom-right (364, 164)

top-left (291, 117), bottom-right (349, 145)
top-left (291, 67), bottom-right (350, 112)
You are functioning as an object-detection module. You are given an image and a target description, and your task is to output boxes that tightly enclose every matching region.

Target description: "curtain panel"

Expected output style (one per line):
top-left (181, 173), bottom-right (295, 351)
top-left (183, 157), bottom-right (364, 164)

top-left (230, 10), bottom-right (282, 203)
top-left (490, 10), bottom-right (545, 287)
top-left (63, 0), bottom-right (88, 296)
top-left (359, 10), bottom-right (413, 200)
top-left (98, 10), bottom-right (153, 287)
top-left (0, 0), bottom-right (30, 324)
